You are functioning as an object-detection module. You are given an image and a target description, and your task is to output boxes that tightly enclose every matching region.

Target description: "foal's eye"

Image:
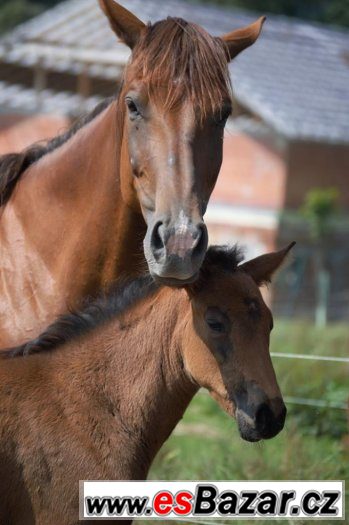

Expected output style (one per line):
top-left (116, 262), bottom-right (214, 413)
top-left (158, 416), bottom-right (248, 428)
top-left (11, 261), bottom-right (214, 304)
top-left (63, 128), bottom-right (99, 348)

top-left (207, 319), bottom-right (226, 333)
top-left (125, 97), bottom-right (141, 118)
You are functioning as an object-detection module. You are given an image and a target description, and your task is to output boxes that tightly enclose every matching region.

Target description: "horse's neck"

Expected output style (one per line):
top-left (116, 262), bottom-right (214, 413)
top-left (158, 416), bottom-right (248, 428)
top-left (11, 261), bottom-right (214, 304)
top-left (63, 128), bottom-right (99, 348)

top-left (0, 100), bottom-right (146, 346)
top-left (62, 288), bottom-right (197, 478)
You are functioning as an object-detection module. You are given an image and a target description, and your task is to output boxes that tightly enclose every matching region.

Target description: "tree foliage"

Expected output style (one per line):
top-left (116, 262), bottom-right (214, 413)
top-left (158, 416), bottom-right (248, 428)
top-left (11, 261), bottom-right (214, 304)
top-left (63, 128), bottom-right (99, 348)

top-left (193, 0), bottom-right (349, 28)
top-left (302, 187), bottom-right (339, 241)
top-left (0, 0), bottom-right (61, 35)
top-left (1, 0), bottom-right (349, 33)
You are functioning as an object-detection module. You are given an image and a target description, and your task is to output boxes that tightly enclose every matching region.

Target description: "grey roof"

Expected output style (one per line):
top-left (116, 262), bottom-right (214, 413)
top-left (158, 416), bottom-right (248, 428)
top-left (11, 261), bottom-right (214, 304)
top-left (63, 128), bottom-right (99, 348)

top-left (1, 0), bottom-right (349, 143)
top-left (0, 80), bottom-right (102, 116)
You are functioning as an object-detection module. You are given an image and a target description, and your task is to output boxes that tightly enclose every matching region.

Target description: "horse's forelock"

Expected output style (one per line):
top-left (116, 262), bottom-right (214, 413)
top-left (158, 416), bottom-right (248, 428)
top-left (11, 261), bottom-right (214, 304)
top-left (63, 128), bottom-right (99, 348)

top-left (129, 17), bottom-right (232, 117)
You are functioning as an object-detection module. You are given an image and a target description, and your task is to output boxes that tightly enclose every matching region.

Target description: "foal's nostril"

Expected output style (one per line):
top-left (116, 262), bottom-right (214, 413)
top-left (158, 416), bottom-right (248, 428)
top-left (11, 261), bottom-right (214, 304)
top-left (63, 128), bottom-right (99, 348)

top-left (279, 403), bottom-right (287, 425)
top-left (255, 401), bottom-right (286, 438)
top-left (255, 403), bottom-right (273, 434)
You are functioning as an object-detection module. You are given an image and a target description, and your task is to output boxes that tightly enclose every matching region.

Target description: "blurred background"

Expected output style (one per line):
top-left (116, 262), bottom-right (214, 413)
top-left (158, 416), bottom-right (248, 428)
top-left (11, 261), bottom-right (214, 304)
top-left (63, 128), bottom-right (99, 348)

top-left (0, 0), bottom-right (348, 522)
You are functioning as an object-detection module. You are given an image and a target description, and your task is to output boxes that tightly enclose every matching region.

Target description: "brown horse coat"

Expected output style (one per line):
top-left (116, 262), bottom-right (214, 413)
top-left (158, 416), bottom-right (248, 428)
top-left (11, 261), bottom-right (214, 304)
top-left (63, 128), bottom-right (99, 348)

top-left (0, 244), bottom-right (292, 524)
top-left (0, 1), bottom-right (265, 346)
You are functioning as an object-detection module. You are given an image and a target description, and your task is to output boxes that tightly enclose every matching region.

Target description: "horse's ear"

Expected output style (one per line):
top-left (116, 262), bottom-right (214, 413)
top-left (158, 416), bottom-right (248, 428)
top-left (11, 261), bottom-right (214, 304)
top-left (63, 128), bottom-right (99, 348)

top-left (99, 0), bottom-right (145, 49)
top-left (240, 242), bottom-right (295, 286)
top-left (219, 16), bottom-right (266, 61)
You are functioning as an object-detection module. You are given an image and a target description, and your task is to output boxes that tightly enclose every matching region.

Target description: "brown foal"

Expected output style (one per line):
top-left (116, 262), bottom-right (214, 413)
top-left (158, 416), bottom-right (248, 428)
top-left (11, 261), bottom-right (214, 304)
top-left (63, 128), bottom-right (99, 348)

top-left (0, 0), bottom-right (265, 346)
top-left (0, 243), bottom-right (293, 524)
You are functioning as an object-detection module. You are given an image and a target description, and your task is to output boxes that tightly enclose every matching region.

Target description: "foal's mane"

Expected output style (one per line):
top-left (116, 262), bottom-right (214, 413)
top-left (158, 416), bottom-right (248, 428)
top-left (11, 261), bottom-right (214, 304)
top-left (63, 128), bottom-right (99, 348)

top-left (2, 246), bottom-right (243, 359)
top-left (2, 275), bottom-right (159, 358)
top-left (0, 97), bottom-right (114, 206)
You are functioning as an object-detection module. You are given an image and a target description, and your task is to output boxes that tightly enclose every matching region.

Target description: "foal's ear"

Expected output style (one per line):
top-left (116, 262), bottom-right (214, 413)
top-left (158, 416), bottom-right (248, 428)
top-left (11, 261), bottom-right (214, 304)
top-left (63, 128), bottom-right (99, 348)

top-left (99, 0), bottom-right (145, 49)
top-left (219, 16), bottom-right (266, 61)
top-left (240, 242), bottom-right (295, 286)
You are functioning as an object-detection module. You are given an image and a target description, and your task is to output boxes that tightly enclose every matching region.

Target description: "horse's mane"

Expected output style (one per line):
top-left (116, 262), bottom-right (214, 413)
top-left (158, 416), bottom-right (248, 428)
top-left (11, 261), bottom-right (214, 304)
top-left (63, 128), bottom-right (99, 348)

top-left (0, 97), bottom-right (114, 206)
top-left (132, 17), bottom-right (232, 116)
top-left (2, 246), bottom-right (243, 359)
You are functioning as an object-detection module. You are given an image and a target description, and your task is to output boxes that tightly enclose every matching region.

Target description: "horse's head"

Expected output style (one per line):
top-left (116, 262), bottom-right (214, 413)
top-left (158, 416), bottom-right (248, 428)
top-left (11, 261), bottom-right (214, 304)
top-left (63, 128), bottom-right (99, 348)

top-left (184, 243), bottom-right (295, 442)
top-left (99, 0), bottom-right (265, 285)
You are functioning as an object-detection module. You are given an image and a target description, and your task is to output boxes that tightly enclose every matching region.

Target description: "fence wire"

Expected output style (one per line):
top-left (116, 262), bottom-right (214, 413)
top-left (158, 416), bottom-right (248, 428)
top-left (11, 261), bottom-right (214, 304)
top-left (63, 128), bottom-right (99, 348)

top-left (283, 395), bottom-right (347, 410)
top-left (271, 351), bottom-right (349, 363)
top-left (154, 352), bottom-right (348, 525)
top-left (196, 351), bottom-right (348, 411)
top-left (270, 351), bottom-right (348, 411)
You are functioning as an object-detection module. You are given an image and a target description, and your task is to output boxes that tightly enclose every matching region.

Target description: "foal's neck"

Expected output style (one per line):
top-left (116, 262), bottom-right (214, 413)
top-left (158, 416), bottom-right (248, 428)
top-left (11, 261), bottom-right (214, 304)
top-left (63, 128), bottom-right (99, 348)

top-left (64, 288), bottom-right (197, 478)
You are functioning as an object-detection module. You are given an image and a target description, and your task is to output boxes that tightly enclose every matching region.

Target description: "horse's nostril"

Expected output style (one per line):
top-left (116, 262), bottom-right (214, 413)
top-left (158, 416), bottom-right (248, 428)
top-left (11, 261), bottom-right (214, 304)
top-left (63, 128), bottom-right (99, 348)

top-left (192, 223), bottom-right (208, 256)
top-left (151, 221), bottom-right (165, 252)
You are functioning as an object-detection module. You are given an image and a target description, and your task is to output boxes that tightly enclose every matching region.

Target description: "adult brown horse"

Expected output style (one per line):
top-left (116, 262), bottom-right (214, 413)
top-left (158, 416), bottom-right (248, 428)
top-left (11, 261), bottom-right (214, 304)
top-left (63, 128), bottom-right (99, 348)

top-left (0, 243), bottom-right (292, 524)
top-left (0, 0), bottom-right (265, 346)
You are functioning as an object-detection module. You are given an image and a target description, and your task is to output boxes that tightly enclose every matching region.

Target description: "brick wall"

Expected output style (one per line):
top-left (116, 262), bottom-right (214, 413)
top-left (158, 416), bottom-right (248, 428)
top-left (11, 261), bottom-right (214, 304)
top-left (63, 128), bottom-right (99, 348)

top-left (285, 140), bottom-right (349, 209)
top-left (212, 131), bottom-right (287, 210)
top-left (207, 130), bottom-right (349, 319)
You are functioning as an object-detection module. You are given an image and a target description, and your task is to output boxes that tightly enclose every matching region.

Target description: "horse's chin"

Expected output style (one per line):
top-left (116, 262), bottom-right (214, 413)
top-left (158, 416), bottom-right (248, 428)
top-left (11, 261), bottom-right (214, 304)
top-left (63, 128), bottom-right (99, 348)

top-left (151, 272), bottom-right (199, 287)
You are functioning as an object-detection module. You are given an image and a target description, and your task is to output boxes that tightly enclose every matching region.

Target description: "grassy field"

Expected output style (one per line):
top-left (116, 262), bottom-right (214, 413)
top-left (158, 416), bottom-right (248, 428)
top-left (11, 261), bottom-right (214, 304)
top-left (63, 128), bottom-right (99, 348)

top-left (141, 321), bottom-right (349, 524)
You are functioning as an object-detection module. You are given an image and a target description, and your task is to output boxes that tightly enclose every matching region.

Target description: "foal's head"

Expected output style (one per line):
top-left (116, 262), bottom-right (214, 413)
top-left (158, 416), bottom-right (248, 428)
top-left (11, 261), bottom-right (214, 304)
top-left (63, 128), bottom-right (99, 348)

top-left (184, 243), bottom-right (294, 442)
top-left (99, 0), bottom-right (265, 285)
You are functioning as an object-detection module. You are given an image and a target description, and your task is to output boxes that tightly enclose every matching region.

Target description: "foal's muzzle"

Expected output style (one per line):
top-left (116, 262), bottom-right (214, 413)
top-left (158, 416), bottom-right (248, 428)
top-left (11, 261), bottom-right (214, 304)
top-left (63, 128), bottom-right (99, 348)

top-left (145, 217), bottom-right (208, 285)
top-left (236, 398), bottom-right (287, 442)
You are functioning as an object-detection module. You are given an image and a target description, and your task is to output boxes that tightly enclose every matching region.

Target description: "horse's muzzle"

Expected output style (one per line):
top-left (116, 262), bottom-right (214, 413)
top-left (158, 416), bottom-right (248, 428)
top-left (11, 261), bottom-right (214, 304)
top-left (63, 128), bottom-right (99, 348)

top-left (145, 218), bottom-right (208, 284)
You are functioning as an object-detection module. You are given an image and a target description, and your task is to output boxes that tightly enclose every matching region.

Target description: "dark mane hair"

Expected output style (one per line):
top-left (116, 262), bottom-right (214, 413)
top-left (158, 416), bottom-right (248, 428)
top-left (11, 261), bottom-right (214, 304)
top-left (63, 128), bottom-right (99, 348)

top-left (2, 275), bottom-right (158, 359)
top-left (131, 17), bottom-right (232, 116)
top-left (1, 245), bottom-right (243, 359)
top-left (203, 244), bottom-right (244, 272)
top-left (0, 97), bottom-right (114, 206)
top-left (190, 244), bottom-right (244, 293)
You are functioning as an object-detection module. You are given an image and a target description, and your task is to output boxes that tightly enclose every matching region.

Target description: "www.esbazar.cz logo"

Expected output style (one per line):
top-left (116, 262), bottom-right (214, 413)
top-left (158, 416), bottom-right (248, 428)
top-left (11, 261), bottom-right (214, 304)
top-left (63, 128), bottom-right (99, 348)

top-left (80, 480), bottom-right (345, 520)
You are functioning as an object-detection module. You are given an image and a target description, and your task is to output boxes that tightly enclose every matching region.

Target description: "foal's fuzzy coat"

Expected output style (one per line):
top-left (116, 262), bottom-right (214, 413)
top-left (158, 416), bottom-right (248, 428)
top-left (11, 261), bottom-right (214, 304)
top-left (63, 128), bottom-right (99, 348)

top-left (0, 282), bottom-right (192, 524)
top-left (0, 245), bottom-right (292, 525)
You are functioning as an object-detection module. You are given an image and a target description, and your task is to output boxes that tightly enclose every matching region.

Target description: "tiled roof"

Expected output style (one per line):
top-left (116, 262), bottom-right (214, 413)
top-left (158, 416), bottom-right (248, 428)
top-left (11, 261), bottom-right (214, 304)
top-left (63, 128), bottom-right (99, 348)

top-left (1, 0), bottom-right (348, 143)
top-left (0, 80), bottom-right (102, 115)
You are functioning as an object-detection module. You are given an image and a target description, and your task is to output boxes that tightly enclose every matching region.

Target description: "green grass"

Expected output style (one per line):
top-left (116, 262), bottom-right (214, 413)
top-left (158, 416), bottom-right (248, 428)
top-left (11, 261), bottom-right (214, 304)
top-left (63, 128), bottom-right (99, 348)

top-left (271, 320), bottom-right (349, 439)
top-left (149, 393), bottom-right (348, 480)
top-left (141, 321), bottom-right (349, 524)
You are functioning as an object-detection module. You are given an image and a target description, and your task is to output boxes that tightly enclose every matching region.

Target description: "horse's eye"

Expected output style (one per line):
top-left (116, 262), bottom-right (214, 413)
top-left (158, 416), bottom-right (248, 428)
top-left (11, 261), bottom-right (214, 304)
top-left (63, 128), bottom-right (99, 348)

top-left (125, 98), bottom-right (141, 118)
top-left (207, 319), bottom-right (226, 333)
